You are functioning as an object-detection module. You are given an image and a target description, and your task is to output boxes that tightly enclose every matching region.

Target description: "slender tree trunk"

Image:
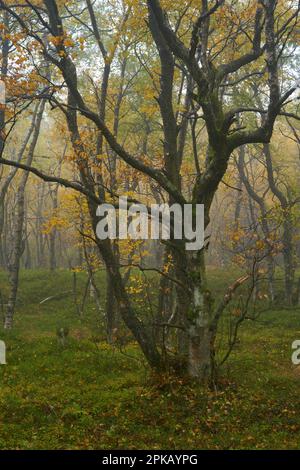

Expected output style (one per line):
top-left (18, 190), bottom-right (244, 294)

top-left (264, 144), bottom-right (295, 305)
top-left (237, 144), bottom-right (275, 302)
top-left (105, 274), bottom-right (115, 343)
top-left (5, 101), bottom-right (45, 328)
top-left (282, 215), bottom-right (295, 305)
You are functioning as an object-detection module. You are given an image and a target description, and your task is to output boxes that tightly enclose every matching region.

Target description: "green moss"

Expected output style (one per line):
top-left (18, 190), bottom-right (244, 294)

top-left (0, 268), bottom-right (299, 450)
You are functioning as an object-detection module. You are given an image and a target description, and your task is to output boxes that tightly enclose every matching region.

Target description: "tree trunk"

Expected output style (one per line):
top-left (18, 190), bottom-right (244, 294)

top-left (105, 272), bottom-right (116, 343)
top-left (282, 216), bottom-right (295, 306)
top-left (264, 144), bottom-right (295, 305)
top-left (186, 251), bottom-right (214, 381)
top-left (5, 101), bottom-right (45, 328)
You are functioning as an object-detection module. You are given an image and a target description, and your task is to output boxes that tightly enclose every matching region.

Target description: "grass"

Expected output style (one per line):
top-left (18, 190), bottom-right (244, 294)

top-left (0, 268), bottom-right (299, 450)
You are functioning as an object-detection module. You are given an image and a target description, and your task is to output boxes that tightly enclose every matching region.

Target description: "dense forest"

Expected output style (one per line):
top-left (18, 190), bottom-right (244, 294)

top-left (0, 0), bottom-right (300, 453)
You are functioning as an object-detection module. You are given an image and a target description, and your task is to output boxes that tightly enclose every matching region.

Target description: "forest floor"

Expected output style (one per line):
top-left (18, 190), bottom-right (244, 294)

top-left (0, 269), bottom-right (299, 450)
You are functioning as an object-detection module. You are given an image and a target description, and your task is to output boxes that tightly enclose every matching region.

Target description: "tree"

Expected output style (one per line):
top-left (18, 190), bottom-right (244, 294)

top-left (5, 100), bottom-right (45, 328)
top-left (0, 0), bottom-right (299, 383)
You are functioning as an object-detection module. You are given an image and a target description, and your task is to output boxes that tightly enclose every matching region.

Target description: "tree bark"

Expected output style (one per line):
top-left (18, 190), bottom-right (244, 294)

top-left (5, 101), bottom-right (45, 328)
top-left (264, 143), bottom-right (295, 305)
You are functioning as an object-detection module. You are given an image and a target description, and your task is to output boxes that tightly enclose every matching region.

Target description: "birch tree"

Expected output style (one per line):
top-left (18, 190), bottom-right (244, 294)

top-left (5, 100), bottom-right (45, 328)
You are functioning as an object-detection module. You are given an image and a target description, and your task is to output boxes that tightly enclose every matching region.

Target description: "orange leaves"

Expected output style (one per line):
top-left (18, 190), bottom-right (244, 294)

top-left (48, 34), bottom-right (75, 50)
top-left (14, 56), bottom-right (27, 66)
top-left (48, 35), bottom-right (63, 47)
top-left (63, 37), bottom-right (75, 48)
top-left (47, 32), bottom-right (87, 57)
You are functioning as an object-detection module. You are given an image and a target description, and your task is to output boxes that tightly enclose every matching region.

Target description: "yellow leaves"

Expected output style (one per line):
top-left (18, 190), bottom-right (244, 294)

top-left (103, 5), bottom-right (133, 65)
top-left (232, 233), bottom-right (241, 243)
top-left (140, 103), bottom-right (158, 118)
top-left (126, 275), bottom-right (145, 296)
top-left (142, 87), bottom-right (155, 101)
top-left (71, 266), bottom-right (84, 274)
top-left (96, 153), bottom-right (106, 161)
top-left (5, 0), bottom-right (43, 6)
top-left (78, 37), bottom-right (86, 51)
top-left (231, 228), bottom-right (245, 243)
top-left (162, 253), bottom-right (174, 274)
top-left (255, 240), bottom-right (266, 251)
top-left (42, 216), bottom-right (68, 235)
top-left (124, 0), bottom-right (138, 6)
top-left (134, 83), bottom-right (158, 118)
